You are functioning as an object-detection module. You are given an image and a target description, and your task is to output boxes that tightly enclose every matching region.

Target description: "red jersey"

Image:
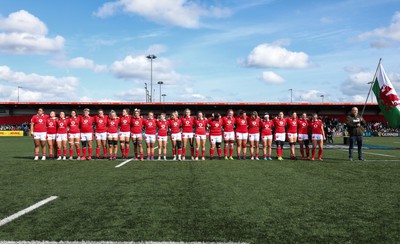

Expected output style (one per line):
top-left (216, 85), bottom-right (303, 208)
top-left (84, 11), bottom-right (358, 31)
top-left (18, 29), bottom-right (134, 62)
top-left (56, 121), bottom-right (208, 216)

top-left (298, 118), bottom-right (309, 134)
top-left (181, 116), bottom-right (195, 133)
top-left (68, 117), bottom-right (80, 134)
top-left (131, 117), bottom-right (144, 134)
top-left (119, 115), bottom-right (131, 132)
top-left (209, 119), bottom-right (222, 136)
top-left (194, 118), bottom-right (208, 135)
top-left (235, 116), bottom-right (248, 133)
top-left (80, 116), bottom-right (94, 133)
top-left (94, 115), bottom-right (108, 133)
top-left (261, 120), bottom-right (274, 136)
top-left (273, 117), bottom-right (286, 133)
top-left (57, 118), bottom-right (68, 134)
top-left (310, 120), bottom-right (323, 134)
top-left (107, 117), bottom-right (120, 133)
top-left (46, 117), bottom-right (57, 134)
top-left (169, 118), bottom-right (181, 134)
top-left (222, 116), bottom-right (235, 132)
top-left (286, 118), bottom-right (298, 134)
top-left (144, 118), bottom-right (157, 135)
top-left (68, 117), bottom-right (81, 134)
top-left (31, 114), bottom-right (48, 133)
top-left (248, 117), bottom-right (260, 134)
top-left (157, 120), bottom-right (169, 137)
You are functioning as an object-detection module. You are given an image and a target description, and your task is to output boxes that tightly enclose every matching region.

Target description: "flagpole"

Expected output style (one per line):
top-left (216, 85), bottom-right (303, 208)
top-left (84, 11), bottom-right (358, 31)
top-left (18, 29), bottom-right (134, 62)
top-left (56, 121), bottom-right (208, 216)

top-left (361, 58), bottom-right (382, 117)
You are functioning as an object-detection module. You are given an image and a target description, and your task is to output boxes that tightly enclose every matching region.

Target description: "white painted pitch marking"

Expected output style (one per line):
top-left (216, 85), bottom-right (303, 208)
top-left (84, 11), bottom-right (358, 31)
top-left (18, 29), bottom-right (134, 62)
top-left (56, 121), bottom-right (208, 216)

top-left (115, 158), bottom-right (134, 168)
top-left (0, 196), bottom-right (58, 227)
top-left (0, 241), bottom-right (249, 244)
top-left (154, 146), bottom-right (159, 149)
top-left (338, 149), bottom-right (395, 157)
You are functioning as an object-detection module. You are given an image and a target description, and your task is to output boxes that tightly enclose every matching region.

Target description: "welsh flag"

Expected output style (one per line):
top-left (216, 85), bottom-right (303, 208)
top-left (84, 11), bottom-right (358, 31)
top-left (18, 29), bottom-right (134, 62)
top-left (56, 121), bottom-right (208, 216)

top-left (372, 64), bottom-right (400, 128)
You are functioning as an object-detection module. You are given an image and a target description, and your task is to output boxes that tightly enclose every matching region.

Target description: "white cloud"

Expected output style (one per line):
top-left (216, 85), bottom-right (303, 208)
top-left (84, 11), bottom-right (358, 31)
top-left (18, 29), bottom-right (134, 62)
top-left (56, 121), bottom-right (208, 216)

top-left (55, 57), bottom-right (107, 73)
top-left (358, 11), bottom-right (400, 48)
top-left (0, 10), bottom-right (64, 54)
top-left (244, 43), bottom-right (311, 69)
top-left (94, 0), bottom-right (231, 28)
top-left (0, 66), bottom-right (79, 101)
top-left (115, 88), bottom-right (146, 102)
top-left (110, 54), bottom-right (187, 82)
top-left (341, 71), bottom-right (374, 96)
top-left (260, 71), bottom-right (285, 84)
top-left (292, 89), bottom-right (324, 102)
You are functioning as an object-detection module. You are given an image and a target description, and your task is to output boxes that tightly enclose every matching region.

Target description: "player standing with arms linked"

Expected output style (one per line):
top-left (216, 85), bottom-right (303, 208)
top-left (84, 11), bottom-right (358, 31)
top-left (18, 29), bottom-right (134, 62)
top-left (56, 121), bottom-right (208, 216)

top-left (56, 111), bottom-right (68, 160)
top-left (156, 113), bottom-right (169, 160)
top-left (181, 108), bottom-right (195, 160)
top-left (273, 112), bottom-right (286, 161)
top-left (144, 112), bottom-right (157, 160)
top-left (194, 111), bottom-right (208, 160)
top-left (131, 109), bottom-right (144, 161)
top-left (235, 110), bottom-right (249, 160)
top-left (310, 113), bottom-right (325, 161)
top-left (286, 112), bottom-right (298, 160)
top-left (248, 111), bottom-right (261, 160)
top-left (119, 108), bottom-right (131, 159)
top-left (107, 110), bottom-right (120, 160)
top-left (94, 109), bottom-right (108, 159)
top-left (261, 113), bottom-right (274, 160)
top-left (30, 108), bottom-right (48, 160)
top-left (46, 111), bottom-right (58, 159)
top-left (298, 113), bottom-right (311, 160)
top-left (169, 111), bottom-right (182, 161)
top-left (208, 113), bottom-right (223, 160)
top-left (68, 110), bottom-right (81, 160)
top-left (222, 109), bottom-right (235, 160)
top-left (80, 108), bottom-right (94, 160)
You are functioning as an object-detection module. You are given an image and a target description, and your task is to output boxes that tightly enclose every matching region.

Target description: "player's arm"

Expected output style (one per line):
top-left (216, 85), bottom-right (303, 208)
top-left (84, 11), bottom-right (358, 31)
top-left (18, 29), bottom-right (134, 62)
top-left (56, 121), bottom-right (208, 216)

top-left (30, 121), bottom-right (34, 136)
top-left (321, 123), bottom-right (326, 140)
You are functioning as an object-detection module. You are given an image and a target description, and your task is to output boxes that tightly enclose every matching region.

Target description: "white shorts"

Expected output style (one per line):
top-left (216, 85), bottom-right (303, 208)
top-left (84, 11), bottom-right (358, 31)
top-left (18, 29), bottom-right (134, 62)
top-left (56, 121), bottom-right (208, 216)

top-left (248, 133), bottom-right (260, 141)
top-left (68, 133), bottom-right (80, 139)
top-left (157, 136), bottom-right (168, 142)
top-left (47, 134), bottom-right (56, 140)
top-left (80, 133), bottom-right (93, 141)
top-left (145, 134), bottom-right (156, 143)
top-left (33, 132), bottom-right (47, 141)
top-left (56, 133), bottom-right (68, 142)
top-left (287, 133), bottom-right (297, 139)
top-left (210, 135), bottom-right (222, 144)
top-left (236, 132), bottom-right (248, 140)
top-left (107, 132), bottom-right (118, 139)
top-left (171, 132), bottom-right (182, 141)
top-left (119, 131), bottom-right (130, 138)
top-left (312, 134), bottom-right (323, 141)
top-left (262, 135), bottom-right (273, 140)
top-left (223, 131), bottom-right (235, 140)
top-left (131, 133), bottom-right (143, 139)
top-left (182, 132), bottom-right (194, 139)
top-left (95, 132), bottom-right (107, 141)
top-left (298, 134), bottom-right (309, 141)
top-left (195, 134), bottom-right (207, 140)
top-left (275, 133), bottom-right (286, 142)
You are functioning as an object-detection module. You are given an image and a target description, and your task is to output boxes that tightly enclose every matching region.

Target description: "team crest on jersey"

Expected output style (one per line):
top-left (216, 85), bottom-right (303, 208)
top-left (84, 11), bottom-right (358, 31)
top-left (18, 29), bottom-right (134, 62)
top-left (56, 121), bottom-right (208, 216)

top-left (135, 121), bottom-right (139, 125)
top-left (161, 125), bottom-right (165, 128)
top-left (174, 122), bottom-right (178, 126)
top-left (292, 122), bottom-right (296, 125)
top-left (227, 121), bottom-right (232, 124)
top-left (185, 121), bottom-right (190, 125)
top-left (215, 123), bottom-right (219, 127)
top-left (99, 119), bottom-right (103, 123)
top-left (71, 121), bottom-right (75, 125)
top-left (314, 124), bottom-right (318, 128)
top-left (199, 123), bottom-right (203, 127)
top-left (149, 122), bottom-right (153, 126)
top-left (84, 120), bottom-right (88, 124)
top-left (60, 123), bottom-right (64, 126)
top-left (241, 120), bottom-right (245, 124)
top-left (49, 122), bottom-right (53, 126)
top-left (252, 122), bottom-right (256, 126)
top-left (39, 119), bottom-right (43, 123)
top-left (111, 122), bottom-right (115, 125)
top-left (279, 121), bottom-right (283, 125)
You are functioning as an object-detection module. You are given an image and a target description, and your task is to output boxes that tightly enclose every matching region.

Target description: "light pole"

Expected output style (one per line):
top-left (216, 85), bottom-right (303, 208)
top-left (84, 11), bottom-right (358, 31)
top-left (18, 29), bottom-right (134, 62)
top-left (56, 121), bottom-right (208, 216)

top-left (17, 86), bottom-right (22, 103)
top-left (162, 94), bottom-right (166, 103)
top-left (157, 81), bottom-right (164, 102)
top-left (288, 89), bottom-right (293, 103)
top-left (144, 83), bottom-right (149, 102)
top-left (320, 94), bottom-right (324, 103)
top-left (146, 54), bottom-right (157, 102)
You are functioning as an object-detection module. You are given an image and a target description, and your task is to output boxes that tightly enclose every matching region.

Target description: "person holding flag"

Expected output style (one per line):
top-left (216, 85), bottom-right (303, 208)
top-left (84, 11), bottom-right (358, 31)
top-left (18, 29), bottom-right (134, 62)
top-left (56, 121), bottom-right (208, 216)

top-left (345, 107), bottom-right (365, 161)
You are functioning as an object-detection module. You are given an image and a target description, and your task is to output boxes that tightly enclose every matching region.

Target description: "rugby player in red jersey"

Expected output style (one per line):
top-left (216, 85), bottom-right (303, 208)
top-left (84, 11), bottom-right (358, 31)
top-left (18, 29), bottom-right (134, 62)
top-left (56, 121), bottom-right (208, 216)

top-left (222, 109), bottom-right (235, 160)
top-left (156, 113), bottom-right (169, 160)
top-left (80, 108), bottom-right (94, 160)
top-left (298, 113), bottom-right (310, 160)
top-left (208, 113), bottom-right (223, 160)
top-left (235, 110), bottom-right (249, 160)
top-left (181, 108), bottom-right (195, 160)
top-left (248, 111), bottom-right (261, 160)
top-left (131, 109), bottom-right (144, 161)
top-left (46, 111), bottom-right (57, 159)
top-left (107, 110), bottom-right (120, 160)
top-left (119, 108), bottom-right (131, 159)
top-left (310, 113), bottom-right (325, 161)
top-left (94, 109), bottom-right (108, 159)
top-left (30, 108), bottom-right (48, 160)
top-left (261, 113), bottom-right (274, 160)
top-left (68, 110), bottom-right (81, 160)
top-left (169, 111), bottom-right (182, 161)
top-left (194, 111), bottom-right (208, 160)
top-left (286, 112), bottom-right (298, 160)
top-left (56, 111), bottom-right (68, 160)
top-left (273, 111), bottom-right (286, 160)
top-left (144, 112), bottom-right (157, 160)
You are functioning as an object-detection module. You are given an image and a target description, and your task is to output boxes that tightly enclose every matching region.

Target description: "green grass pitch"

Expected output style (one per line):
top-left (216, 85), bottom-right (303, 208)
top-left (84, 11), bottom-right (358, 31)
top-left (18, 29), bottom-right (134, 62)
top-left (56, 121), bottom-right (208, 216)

top-left (0, 136), bottom-right (400, 243)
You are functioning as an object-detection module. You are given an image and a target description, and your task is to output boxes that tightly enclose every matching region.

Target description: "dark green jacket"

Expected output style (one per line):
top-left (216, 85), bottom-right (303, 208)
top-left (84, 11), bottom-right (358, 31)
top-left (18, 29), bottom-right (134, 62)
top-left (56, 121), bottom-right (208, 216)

top-left (345, 114), bottom-right (366, 136)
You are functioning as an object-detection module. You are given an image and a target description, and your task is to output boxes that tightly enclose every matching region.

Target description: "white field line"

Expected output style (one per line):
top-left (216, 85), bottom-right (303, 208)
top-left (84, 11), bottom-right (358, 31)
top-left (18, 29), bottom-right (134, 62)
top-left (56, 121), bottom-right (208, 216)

top-left (0, 196), bottom-right (58, 227)
top-left (338, 149), bottom-right (396, 157)
top-left (154, 146), bottom-right (159, 149)
top-left (115, 158), bottom-right (134, 168)
top-left (0, 242), bottom-right (248, 244)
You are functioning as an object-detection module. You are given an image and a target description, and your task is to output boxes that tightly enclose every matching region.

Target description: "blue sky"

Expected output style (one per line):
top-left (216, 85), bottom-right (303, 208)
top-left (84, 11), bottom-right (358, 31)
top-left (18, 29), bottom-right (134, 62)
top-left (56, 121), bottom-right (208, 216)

top-left (0, 0), bottom-right (399, 102)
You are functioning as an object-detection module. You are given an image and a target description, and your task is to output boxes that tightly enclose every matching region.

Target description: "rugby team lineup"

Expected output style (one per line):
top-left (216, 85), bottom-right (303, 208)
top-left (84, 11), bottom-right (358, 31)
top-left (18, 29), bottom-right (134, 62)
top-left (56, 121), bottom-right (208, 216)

top-left (30, 107), bottom-right (330, 162)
